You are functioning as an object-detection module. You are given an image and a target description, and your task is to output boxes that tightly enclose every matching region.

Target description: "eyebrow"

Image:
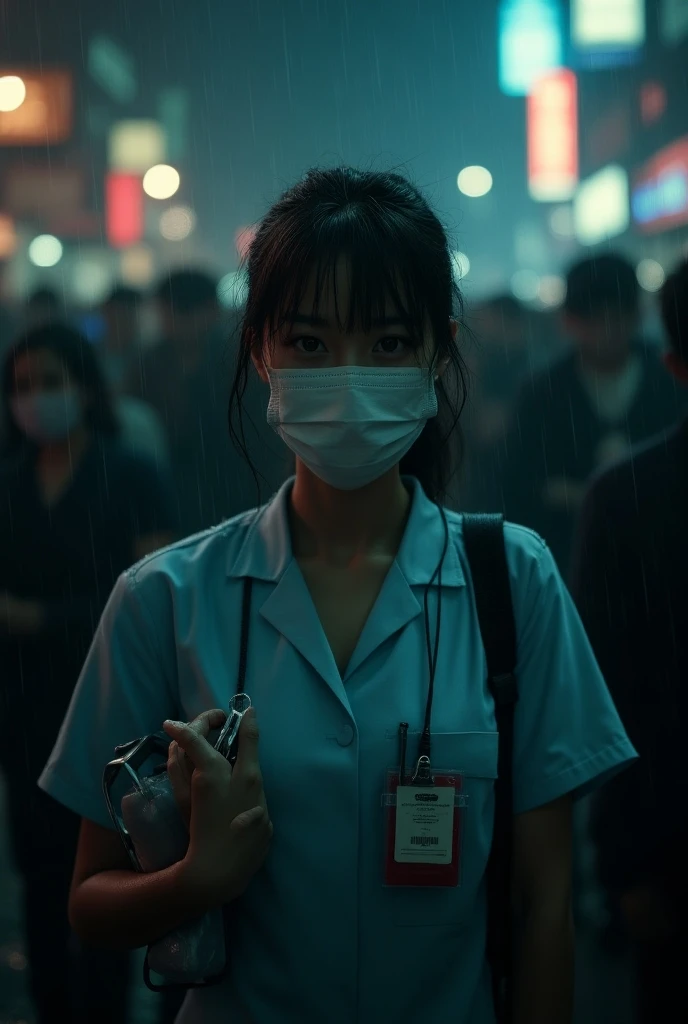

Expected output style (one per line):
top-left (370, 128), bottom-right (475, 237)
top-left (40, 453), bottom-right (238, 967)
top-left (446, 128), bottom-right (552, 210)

top-left (289, 313), bottom-right (407, 328)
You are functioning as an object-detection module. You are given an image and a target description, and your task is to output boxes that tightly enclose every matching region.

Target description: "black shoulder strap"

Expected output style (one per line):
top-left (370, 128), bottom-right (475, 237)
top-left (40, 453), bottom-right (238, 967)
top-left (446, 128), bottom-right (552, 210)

top-left (462, 514), bottom-right (518, 1024)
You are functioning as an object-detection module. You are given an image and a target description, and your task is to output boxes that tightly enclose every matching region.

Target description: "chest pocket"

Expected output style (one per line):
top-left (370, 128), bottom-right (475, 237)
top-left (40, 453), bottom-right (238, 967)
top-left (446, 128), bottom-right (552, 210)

top-left (388, 730), bottom-right (499, 929)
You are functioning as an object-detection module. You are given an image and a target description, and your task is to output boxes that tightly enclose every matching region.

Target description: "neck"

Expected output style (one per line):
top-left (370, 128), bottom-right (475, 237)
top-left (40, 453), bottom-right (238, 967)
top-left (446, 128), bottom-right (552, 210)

top-left (37, 426), bottom-right (90, 468)
top-left (289, 464), bottom-right (411, 566)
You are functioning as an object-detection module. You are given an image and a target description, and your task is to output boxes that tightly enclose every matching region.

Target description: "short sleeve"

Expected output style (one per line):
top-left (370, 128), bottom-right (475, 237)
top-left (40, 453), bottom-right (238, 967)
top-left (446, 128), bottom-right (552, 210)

top-left (507, 526), bottom-right (638, 816)
top-left (38, 570), bottom-right (180, 829)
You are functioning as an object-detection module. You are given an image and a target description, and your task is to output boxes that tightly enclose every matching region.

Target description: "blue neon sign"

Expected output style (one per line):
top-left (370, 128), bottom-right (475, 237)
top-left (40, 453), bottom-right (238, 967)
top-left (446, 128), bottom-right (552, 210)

top-left (499, 0), bottom-right (565, 97)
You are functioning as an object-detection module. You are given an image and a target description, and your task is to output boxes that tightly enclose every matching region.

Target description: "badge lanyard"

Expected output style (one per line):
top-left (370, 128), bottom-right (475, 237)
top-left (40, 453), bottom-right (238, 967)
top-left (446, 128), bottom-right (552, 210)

top-left (398, 503), bottom-right (450, 786)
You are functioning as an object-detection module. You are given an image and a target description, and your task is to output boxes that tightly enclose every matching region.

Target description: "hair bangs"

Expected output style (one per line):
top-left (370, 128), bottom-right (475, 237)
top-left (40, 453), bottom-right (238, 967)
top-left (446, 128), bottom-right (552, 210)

top-left (248, 206), bottom-right (439, 351)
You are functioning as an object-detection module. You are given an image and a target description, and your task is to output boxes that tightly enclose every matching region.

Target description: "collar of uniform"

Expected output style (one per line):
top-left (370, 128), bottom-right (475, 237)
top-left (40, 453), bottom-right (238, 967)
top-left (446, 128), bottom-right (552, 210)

top-left (227, 474), bottom-right (465, 587)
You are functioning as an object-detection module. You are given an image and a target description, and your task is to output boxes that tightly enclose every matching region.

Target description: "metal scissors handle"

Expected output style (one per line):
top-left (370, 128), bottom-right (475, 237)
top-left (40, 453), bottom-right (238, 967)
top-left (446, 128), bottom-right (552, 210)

top-left (214, 692), bottom-right (252, 763)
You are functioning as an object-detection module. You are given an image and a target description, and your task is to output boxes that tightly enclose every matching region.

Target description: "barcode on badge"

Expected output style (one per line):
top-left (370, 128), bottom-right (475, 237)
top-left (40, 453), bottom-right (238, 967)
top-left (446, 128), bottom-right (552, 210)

top-left (410, 836), bottom-right (439, 846)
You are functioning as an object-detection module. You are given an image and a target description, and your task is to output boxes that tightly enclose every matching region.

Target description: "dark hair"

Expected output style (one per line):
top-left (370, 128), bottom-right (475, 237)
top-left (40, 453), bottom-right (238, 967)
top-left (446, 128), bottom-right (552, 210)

top-left (103, 285), bottom-right (141, 308)
top-left (154, 270), bottom-right (218, 313)
top-left (564, 254), bottom-right (639, 318)
top-left (661, 258), bottom-right (688, 364)
top-left (27, 286), bottom-right (60, 309)
top-left (2, 323), bottom-right (120, 453)
top-left (228, 166), bottom-right (468, 504)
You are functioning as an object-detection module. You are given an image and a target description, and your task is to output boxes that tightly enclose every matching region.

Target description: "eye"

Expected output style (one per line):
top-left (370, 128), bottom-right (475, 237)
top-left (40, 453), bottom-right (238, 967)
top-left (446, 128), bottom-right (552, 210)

top-left (286, 336), bottom-right (327, 356)
top-left (374, 336), bottom-right (412, 357)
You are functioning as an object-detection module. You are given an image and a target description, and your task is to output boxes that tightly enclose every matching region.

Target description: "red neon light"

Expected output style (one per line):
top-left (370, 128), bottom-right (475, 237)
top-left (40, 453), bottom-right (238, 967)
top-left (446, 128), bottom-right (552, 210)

top-left (527, 69), bottom-right (578, 202)
top-left (106, 173), bottom-right (143, 249)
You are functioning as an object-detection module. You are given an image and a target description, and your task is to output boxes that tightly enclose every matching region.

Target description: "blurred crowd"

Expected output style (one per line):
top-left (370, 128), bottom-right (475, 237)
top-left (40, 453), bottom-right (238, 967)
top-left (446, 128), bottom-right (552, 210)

top-left (1, 248), bottom-right (687, 1023)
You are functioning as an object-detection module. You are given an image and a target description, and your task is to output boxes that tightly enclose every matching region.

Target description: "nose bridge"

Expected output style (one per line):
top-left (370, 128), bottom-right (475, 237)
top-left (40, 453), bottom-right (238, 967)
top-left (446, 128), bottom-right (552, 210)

top-left (332, 332), bottom-right (369, 367)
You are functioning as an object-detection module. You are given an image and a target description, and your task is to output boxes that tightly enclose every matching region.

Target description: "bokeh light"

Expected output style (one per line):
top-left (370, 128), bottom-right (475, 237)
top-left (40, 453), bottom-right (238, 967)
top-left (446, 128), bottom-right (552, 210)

top-left (71, 259), bottom-right (113, 304)
top-left (218, 271), bottom-right (248, 309)
top-left (160, 205), bottom-right (196, 241)
top-left (451, 251), bottom-right (471, 281)
top-left (143, 164), bottom-right (180, 200)
top-left (0, 75), bottom-right (27, 112)
top-left (548, 205), bottom-right (576, 239)
top-left (510, 269), bottom-right (540, 302)
top-left (457, 166), bottom-right (493, 198)
top-left (120, 245), bottom-right (155, 286)
top-left (636, 258), bottom-right (665, 292)
top-left (0, 214), bottom-right (18, 258)
top-left (538, 274), bottom-right (566, 307)
top-left (28, 234), bottom-right (63, 268)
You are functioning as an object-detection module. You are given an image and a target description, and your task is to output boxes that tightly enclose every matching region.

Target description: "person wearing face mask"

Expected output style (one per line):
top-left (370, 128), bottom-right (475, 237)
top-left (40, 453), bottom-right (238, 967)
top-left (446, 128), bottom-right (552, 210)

top-left (37, 168), bottom-right (635, 1024)
top-left (0, 323), bottom-right (178, 1024)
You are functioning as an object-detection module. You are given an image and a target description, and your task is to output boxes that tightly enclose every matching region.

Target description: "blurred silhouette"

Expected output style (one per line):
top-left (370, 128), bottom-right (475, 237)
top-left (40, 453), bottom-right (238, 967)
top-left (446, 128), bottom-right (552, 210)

top-left (99, 285), bottom-right (170, 466)
top-left (128, 269), bottom-right (291, 538)
top-left (571, 258), bottom-right (688, 1024)
top-left (23, 286), bottom-right (63, 331)
top-left (100, 285), bottom-right (144, 393)
top-left (459, 295), bottom-right (531, 510)
top-left (495, 254), bottom-right (688, 574)
top-left (0, 323), bottom-right (178, 1024)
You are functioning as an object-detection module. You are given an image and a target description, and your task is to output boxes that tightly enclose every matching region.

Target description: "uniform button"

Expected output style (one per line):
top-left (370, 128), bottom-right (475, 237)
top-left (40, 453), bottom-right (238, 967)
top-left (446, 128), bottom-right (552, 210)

top-left (336, 724), bottom-right (355, 747)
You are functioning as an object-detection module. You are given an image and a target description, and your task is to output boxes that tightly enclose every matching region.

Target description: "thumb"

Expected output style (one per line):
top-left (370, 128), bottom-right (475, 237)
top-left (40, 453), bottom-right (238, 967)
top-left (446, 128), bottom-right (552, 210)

top-left (232, 707), bottom-right (260, 772)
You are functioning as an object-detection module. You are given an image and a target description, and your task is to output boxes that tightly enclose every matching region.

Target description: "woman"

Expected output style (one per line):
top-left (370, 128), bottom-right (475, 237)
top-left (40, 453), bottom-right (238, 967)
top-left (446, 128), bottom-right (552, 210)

top-left (38, 168), bottom-right (635, 1024)
top-left (0, 322), bottom-right (177, 1023)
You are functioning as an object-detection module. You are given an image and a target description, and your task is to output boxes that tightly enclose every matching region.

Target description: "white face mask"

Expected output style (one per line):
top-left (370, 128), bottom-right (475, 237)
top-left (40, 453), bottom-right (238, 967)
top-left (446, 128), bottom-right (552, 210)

top-left (266, 365), bottom-right (438, 490)
top-left (10, 389), bottom-right (83, 444)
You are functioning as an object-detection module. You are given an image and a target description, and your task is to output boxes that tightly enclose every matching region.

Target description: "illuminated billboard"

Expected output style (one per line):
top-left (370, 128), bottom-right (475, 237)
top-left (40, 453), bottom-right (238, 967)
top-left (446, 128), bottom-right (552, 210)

top-left (527, 69), bottom-right (578, 202)
top-left (0, 69), bottom-right (72, 145)
top-left (498, 0), bottom-right (564, 97)
top-left (109, 120), bottom-right (166, 173)
top-left (571, 0), bottom-right (645, 67)
top-left (106, 174), bottom-right (144, 249)
top-left (574, 165), bottom-right (630, 246)
top-left (632, 137), bottom-right (688, 234)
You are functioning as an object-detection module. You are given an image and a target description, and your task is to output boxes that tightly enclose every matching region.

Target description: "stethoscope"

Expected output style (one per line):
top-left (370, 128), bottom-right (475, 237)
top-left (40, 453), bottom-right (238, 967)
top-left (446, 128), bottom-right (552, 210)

top-left (398, 502), bottom-right (450, 787)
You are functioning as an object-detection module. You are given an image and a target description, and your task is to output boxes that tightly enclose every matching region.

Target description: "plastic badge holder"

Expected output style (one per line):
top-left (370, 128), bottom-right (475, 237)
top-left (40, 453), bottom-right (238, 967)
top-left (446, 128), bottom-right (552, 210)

top-left (382, 767), bottom-right (468, 888)
top-left (102, 693), bottom-right (251, 991)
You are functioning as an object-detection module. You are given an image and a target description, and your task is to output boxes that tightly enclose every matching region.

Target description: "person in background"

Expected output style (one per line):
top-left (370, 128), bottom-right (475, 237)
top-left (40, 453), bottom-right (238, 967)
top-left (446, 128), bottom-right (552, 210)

top-left (0, 323), bottom-right (177, 1024)
top-left (99, 285), bottom-right (170, 467)
top-left (24, 286), bottom-right (62, 330)
top-left (129, 269), bottom-right (290, 538)
top-left (100, 285), bottom-right (143, 393)
top-left (457, 294), bottom-right (531, 511)
top-left (495, 253), bottom-right (687, 575)
top-left (571, 258), bottom-right (688, 1023)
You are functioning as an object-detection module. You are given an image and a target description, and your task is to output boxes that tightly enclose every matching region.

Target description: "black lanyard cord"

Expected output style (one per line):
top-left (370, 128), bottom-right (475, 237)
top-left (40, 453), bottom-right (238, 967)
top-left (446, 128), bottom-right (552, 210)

top-left (419, 505), bottom-right (450, 763)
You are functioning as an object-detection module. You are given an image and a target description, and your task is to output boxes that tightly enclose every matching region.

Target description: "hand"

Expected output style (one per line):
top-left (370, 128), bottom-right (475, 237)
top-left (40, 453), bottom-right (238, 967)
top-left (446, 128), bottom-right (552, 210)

top-left (619, 886), bottom-right (677, 943)
top-left (166, 708), bottom-right (227, 828)
top-left (0, 592), bottom-right (44, 635)
top-left (163, 707), bottom-right (273, 906)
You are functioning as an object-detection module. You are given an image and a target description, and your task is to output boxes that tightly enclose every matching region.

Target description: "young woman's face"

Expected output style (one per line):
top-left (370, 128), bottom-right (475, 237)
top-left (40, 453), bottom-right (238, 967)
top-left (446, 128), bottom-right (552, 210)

top-left (12, 347), bottom-right (78, 397)
top-left (10, 347), bottom-right (88, 444)
top-left (253, 261), bottom-right (450, 377)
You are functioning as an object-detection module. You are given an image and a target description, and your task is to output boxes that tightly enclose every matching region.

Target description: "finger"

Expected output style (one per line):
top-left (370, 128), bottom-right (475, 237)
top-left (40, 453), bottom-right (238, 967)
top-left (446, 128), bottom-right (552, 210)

top-left (232, 707), bottom-right (261, 777)
top-left (163, 720), bottom-right (224, 771)
top-left (167, 741), bottom-right (191, 824)
top-left (186, 708), bottom-right (227, 738)
top-left (229, 805), bottom-right (268, 831)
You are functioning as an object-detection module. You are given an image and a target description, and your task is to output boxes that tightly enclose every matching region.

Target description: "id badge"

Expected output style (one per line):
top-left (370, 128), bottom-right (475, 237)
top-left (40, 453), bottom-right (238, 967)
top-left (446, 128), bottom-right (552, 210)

top-left (382, 769), bottom-right (465, 887)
